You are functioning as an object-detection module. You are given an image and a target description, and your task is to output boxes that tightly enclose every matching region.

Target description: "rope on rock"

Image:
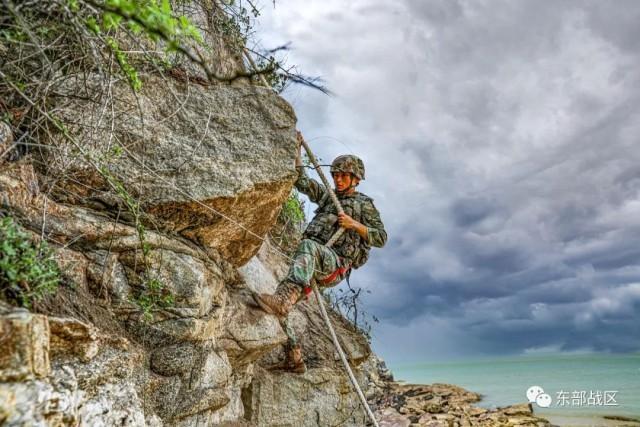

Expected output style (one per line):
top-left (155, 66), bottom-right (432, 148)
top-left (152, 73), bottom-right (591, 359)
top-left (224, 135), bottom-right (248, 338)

top-left (244, 48), bottom-right (380, 427)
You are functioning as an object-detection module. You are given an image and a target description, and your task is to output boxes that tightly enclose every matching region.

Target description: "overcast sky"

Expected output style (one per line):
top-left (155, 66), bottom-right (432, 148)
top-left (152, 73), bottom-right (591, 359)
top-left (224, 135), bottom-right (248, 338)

top-left (255, 0), bottom-right (640, 364)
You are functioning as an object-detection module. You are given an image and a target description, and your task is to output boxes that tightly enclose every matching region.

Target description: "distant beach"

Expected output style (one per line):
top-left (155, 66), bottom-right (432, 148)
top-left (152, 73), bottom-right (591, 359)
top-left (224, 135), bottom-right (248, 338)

top-left (391, 352), bottom-right (640, 427)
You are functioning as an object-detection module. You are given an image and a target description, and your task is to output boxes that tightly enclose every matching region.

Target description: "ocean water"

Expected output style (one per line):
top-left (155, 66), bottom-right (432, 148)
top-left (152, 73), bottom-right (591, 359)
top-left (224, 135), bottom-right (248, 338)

top-left (391, 353), bottom-right (640, 424)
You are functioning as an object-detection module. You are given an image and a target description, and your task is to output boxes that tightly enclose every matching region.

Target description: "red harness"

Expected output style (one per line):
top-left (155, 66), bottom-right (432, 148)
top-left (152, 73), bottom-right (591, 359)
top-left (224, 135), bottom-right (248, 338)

top-left (303, 264), bottom-right (351, 296)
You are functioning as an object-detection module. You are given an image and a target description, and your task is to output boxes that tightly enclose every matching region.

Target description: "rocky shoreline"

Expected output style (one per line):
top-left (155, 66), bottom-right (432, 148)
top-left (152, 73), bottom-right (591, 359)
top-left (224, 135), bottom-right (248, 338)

top-left (371, 382), bottom-right (551, 427)
top-left (363, 358), bottom-right (552, 427)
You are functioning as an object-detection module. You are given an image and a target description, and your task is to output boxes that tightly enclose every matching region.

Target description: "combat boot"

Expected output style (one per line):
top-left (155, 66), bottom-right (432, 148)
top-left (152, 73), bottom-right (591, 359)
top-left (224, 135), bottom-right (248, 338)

top-left (267, 344), bottom-right (307, 373)
top-left (285, 344), bottom-right (306, 373)
top-left (252, 281), bottom-right (302, 318)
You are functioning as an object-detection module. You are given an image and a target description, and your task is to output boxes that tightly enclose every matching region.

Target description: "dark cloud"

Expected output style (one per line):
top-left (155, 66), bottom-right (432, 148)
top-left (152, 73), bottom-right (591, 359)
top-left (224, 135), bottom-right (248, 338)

top-left (450, 196), bottom-right (500, 227)
top-left (258, 0), bottom-right (640, 363)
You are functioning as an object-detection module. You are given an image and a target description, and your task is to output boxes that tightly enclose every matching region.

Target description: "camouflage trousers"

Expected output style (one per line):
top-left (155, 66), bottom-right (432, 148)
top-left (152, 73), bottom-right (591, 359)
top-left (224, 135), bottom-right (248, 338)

top-left (280, 239), bottom-right (350, 347)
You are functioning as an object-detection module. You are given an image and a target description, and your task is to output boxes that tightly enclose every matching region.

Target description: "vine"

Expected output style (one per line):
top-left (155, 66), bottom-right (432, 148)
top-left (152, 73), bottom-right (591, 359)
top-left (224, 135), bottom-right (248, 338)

top-left (98, 146), bottom-right (175, 320)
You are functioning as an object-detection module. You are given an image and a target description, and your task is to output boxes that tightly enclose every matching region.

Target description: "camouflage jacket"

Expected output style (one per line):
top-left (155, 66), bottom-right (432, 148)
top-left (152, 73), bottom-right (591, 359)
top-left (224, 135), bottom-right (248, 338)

top-left (295, 167), bottom-right (387, 269)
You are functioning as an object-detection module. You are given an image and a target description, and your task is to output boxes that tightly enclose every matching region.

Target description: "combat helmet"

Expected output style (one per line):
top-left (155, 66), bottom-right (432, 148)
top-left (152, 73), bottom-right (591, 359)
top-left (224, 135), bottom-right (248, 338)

top-left (330, 155), bottom-right (365, 180)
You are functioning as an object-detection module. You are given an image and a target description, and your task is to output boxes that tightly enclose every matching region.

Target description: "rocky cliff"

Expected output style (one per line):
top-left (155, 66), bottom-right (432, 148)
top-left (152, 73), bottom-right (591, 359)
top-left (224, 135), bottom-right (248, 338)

top-left (0, 2), bottom-right (381, 423)
top-left (0, 84), bottom-right (377, 425)
top-left (0, 52), bottom-right (383, 427)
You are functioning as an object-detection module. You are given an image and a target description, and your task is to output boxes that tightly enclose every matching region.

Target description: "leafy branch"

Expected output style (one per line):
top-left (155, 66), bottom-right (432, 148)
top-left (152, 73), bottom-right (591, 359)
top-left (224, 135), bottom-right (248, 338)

top-left (0, 216), bottom-right (61, 308)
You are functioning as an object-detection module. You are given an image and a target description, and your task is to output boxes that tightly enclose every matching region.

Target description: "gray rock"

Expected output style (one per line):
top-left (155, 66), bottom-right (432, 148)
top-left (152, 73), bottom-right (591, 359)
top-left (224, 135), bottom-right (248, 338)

top-left (86, 251), bottom-right (131, 302)
top-left (172, 387), bottom-right (230, 421)
top-left (124, 306), bottom-right (226, 346)
top-left (196, 349), bottom-right (233, 388)
top-left (49, 316), bottom-right (101, 362)
top-left (41, 75), bottom-right (298, 266)
top-left (503, 402), bottom-right (533, 416)
top-left (244, 366), bottom-right (368, 427)
top-left (119, 248), bottom-right (225, 316)
top-left (238, 254), bottom-right (279, 294)
top-left (78, 382), bottom-right (147, 426)
top-left (0, 341), bottom-right (145, 426)
top-left (0, 372), bottom-right (82, 426)
top-left (151, 343), bottom-right (197, 376)
top-left (223, 298), bottom-right (287, 366)
top-left (166, 2), bottom-right (246, 83)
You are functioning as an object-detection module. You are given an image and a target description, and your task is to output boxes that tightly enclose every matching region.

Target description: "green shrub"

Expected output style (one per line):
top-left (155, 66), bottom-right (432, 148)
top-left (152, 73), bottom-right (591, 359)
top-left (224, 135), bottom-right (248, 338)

top-left (0, 217), bottom-right (60, 308)
top-left (269, 190), bottom-right (306, 255)
top-left (130, 276), bottom-right (175, 321)
top-left (281, 190), bottom-right (305, 224)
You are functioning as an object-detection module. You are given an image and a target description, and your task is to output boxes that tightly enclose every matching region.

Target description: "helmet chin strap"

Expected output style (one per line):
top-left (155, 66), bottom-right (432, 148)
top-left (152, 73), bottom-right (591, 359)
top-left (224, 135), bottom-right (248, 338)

top-left (334, 173), bottom-right (358, 196)
top-left (335, 181), bottom-right (357, 196)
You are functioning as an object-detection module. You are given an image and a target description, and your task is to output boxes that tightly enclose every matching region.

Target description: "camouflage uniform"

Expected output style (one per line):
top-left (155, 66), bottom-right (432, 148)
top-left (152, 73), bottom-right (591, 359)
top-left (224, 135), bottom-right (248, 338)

top-left (280, 158), bottom-right (387, 346)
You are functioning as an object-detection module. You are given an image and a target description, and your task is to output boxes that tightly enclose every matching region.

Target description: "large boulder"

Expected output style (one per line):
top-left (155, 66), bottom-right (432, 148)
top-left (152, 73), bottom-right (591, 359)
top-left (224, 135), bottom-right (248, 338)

top-left (39, 75), bottom-right (298, 266)
top-left (243, 366), bottom-right (368, 427)
top-left (119, 248), bottom-right (226, 317)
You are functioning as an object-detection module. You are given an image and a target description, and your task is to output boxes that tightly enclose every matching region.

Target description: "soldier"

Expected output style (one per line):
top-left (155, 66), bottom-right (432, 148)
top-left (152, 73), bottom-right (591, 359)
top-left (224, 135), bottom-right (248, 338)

top-left (253, 132), bottom-right (387, 373)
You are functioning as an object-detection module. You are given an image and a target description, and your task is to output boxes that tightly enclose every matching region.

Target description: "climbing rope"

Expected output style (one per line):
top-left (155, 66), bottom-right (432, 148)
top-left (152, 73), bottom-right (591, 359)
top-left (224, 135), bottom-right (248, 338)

top-left (244, 49), bottom-right (380, 427)
top-left (301, 138), bottom-right (380, 427)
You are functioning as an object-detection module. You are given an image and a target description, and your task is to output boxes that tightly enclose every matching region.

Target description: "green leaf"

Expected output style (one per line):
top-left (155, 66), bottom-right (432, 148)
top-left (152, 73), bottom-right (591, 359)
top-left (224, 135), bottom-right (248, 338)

top-left (67, 0), bottom-right (79, 12)
top-left (103, 12), bottom-right (122, 30)
top-left (85, 17), bottom-right (101, 35)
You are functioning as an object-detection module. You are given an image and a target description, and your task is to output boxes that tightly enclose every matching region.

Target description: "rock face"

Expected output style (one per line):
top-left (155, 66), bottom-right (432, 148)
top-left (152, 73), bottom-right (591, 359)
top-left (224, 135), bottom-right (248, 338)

top-left (0, 1), bottom-right (372, 424)
top-left (0, 155), bottom-right (375, 426)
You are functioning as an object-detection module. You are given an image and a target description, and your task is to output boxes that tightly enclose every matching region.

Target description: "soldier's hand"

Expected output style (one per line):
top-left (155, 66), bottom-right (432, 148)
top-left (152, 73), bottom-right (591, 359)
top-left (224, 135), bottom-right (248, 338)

top-left (338, 213), bottom-right (358, 230)
top-left (338, 213), bottom-right (369, 240)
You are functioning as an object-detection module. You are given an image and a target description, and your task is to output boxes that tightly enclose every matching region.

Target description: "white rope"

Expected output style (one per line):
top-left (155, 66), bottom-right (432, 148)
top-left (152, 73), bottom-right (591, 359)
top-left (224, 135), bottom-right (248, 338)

top-left (244, 49), bottom-right (380, 427)
top-left (311, 285), bottom-right (379, 426)
top-left (301, 141), bottom-right (380, 427)
top-left (297, 138), bottom-right (346, 247)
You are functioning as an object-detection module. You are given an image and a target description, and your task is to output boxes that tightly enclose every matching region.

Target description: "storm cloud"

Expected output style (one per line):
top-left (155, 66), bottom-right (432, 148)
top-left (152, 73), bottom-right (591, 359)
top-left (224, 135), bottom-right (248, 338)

top-left (256, 0), bottom-right (640, 363)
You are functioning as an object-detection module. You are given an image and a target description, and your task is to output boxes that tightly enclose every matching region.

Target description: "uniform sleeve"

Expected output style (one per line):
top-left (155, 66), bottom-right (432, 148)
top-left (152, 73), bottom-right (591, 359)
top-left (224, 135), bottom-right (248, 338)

top-left (294, 166), bottom-right (327, 204)
top-left (361, 200), bottom-right (387, 248)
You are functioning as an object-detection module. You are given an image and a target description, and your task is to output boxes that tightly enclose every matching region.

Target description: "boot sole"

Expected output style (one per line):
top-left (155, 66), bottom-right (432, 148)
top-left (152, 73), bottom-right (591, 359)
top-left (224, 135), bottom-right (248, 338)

top-left (266, 362), bottom-right (307, 374)
top-left (291, 363), bottom-right (307, 374)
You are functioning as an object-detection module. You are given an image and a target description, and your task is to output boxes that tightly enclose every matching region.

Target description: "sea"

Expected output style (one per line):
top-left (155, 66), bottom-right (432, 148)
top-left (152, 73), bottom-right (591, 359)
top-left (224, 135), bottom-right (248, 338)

top-left (390, 352), bottom-right (640, 427)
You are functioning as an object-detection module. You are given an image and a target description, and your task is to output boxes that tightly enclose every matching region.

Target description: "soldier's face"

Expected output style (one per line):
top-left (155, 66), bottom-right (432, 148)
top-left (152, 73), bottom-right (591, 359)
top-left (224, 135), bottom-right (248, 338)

top-left (332, 172), bottom-right (358, 193)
